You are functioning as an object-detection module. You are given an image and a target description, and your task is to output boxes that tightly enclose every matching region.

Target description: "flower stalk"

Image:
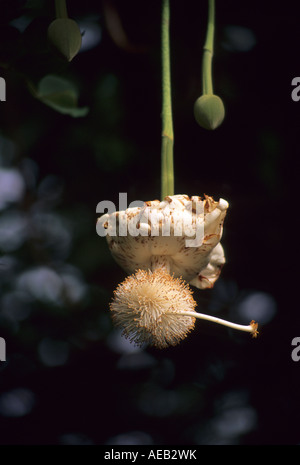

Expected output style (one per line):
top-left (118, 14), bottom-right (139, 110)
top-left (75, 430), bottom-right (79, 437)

top-left (202, 0), bottom-right (215, 95)
top-left (161, 0), bottom-right (174, 200)
top-left (55, 0), bottom-right (68, 19)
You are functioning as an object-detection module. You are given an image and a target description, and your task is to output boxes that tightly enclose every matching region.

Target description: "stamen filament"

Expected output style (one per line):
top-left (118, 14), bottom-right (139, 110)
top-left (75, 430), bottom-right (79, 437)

top-left (169, 310), bottom-right (259, 337)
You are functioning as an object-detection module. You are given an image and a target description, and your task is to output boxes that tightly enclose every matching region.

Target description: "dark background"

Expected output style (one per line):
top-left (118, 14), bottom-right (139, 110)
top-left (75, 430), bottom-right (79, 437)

top-left (0, 0), bottom-right (299, 445)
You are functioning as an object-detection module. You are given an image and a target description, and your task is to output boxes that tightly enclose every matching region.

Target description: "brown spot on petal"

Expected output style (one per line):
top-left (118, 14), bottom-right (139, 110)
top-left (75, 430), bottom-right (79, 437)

top-left (198, 274), bottom-right (213, 287)
top-left (203, 194), bottom-right (217, 213)
top-left (203, 233), bottom-right (218, 243)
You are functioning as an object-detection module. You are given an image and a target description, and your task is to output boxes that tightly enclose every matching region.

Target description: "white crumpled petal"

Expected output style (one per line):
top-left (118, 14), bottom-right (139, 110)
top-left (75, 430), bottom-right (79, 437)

top-left (98, 194), bottom-right (229, 289)
top-left (188, 242), bottom-right (225, 289)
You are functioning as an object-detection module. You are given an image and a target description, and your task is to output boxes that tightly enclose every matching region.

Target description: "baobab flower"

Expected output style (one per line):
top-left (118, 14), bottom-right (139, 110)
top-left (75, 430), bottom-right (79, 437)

top-left (98, 194), bottom-right (258, 348)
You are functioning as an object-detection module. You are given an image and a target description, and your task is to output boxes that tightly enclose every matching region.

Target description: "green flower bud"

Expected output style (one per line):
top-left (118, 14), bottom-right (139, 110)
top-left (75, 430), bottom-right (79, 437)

top-left (47, 18), bottom-right (82, 62)
top-left (194, 94), bottom-right (225, 130)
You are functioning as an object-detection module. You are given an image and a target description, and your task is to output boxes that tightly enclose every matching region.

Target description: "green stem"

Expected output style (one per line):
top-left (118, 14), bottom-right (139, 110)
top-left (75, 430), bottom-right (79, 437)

top-left (161, 0), bottom-right (174, 200)
top-left (55, 0), bottom-right (68, 19)
top-left (202, 0), bottom-right (215, 95)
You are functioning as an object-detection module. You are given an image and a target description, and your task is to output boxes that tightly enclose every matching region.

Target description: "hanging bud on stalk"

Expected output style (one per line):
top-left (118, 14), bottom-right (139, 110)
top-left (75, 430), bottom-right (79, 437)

top-left (47, 18), bottom-right (82, 62)
top-left (194, 94), bottom-right (225, 130)
top-left (194, 0), bottom-right (225, 130)
top-left (48, 1), bottom-right (81, 62)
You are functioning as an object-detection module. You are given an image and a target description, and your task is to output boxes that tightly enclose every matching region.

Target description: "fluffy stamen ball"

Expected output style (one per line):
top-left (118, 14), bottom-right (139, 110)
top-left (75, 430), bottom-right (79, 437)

top-left (110, 268), bottom-right (197, 349)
